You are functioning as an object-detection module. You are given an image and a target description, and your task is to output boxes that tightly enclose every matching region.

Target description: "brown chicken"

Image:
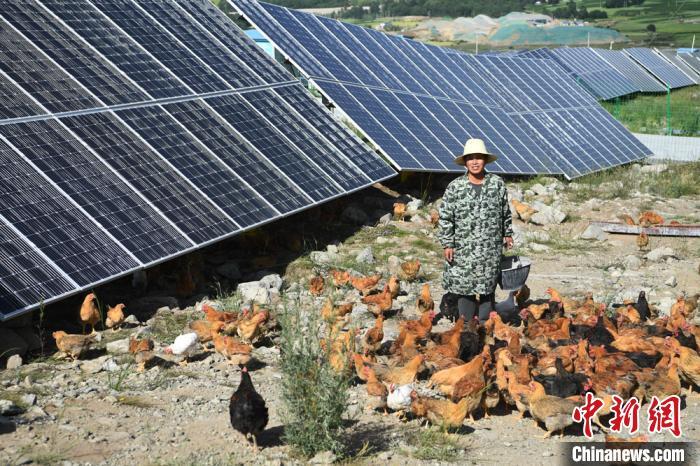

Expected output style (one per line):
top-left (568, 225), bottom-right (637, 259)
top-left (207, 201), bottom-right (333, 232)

top-left (213, 332), bottom-right (253, 366)
top-left (511, 199), bottom-right (537, 223)
top-left (189, 319), bottom-right (218, 344)
top-left (417, 283), bottom-right (434, 314)
top-left (527, 381), bottom-right (580, 438)
top-left (202, 304), bottom-right (237, 323)
top-left (79, 293), bottom-right (100, 334)
top-left (433, 317), bottom-right (465, 345)
top-left (396, 331), bottom-right (421, 362)
top-left (309, 275), bottom-right (324, 296)
top-left (362, 314), bottom-right (385, 354)
top-left (362, 284), bottom-right (393, 316)
top-left (393, 202), bottom-right (406, 221)
top-left (237, 309), bottom-right (269, 343)
top-left (523, 303), bottom-right (549, 321)
top-left (639, 211), bottom-right (664, 226)
top-left (381, 354), bottom-right (424, 385)
top-left (321, 298), bottom-right (354, 322)
top-left (387, 275), bottom-right (400, 299)
top-left (400, 260), bottom-right (421, 281)
top-left (399, 309), bottom-right (435, 341)
top-left (364, 366), bottom-right (388, 412)
top-left (424, 327), bottom-right (462, 362)
top-left (429, 347), bottom-right (489, 397)
top-left (515, 284), bottom-right (530, 308)
top-left (53, 331), bottom-right (96, 359)
top-left (429, 209), bottom-right (439, 227)
top-left (620, 214), bottom-right (636, 225)
top-left (410, 391), bottom-right (474, 429)
top-left (351, 274), bottom-right (382, 295)
top-left (506, 371), bottom-right (534, 418)
top-left (129, 337), bottom-right (155, 372)
top-left (678, 346), bottom-right (700, 391)
top-left (610, 334), bottom-right (658, 355)
top-left (640, 358), bottom-right (681, 401)
top-left (105, 303), bottom-right (125, 330)
top-left (331, 269), bottom-right (350, 287)
top-left (636, 231), bottom-right (649, 251)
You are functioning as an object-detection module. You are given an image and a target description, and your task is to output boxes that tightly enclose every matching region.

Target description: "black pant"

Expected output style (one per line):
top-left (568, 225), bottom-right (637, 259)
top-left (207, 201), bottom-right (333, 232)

top-left (457, 293), bottom-right (495, 324)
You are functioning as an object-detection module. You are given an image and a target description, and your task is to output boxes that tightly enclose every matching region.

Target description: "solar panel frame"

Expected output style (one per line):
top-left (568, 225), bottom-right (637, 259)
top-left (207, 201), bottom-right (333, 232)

top-left (624, 47), bottom-right (695, 88)
top-left (677, 52), bottom-right (700, 76)
top-left (657, 50), bottom-right (700, 84)
top-left (592, 48), bottom-right (667, 93)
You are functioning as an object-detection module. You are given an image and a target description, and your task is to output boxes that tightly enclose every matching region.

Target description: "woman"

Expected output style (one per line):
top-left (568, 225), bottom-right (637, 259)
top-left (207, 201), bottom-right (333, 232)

top-left (438, 138), bottom-right (513, 323)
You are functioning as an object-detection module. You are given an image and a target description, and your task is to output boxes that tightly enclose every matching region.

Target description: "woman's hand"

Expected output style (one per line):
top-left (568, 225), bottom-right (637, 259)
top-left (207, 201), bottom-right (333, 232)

top-left (444, 248), bottom-right (454, 263)
top-left (504, 236), bottom-right (514, 249)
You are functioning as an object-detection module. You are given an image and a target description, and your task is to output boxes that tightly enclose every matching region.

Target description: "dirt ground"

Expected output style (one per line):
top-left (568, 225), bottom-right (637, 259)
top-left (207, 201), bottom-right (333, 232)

top-left (1, 168), bottom-right (699, 465)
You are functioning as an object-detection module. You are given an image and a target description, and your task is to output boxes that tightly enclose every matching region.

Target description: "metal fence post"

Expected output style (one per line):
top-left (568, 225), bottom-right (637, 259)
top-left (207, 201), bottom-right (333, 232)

top-left (666, 85), bottom-right (672, 136)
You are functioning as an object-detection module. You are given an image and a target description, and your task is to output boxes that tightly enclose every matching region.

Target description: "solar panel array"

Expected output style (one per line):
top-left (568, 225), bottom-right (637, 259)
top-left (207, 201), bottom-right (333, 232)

top-left (591, 49), bottom-right (667, 93)
top-left (232, 0), bottom-right (651, 179)
top-left (0, 0), bottom-right (395, 319)
top-left (657, 50), bottom-right (700, 85)
top-left (548, 47), bottom-right (638, 100)
top-left (678, 53), bottom-right (700, 76)
top-left (624, 48), bottom-right (696, 89)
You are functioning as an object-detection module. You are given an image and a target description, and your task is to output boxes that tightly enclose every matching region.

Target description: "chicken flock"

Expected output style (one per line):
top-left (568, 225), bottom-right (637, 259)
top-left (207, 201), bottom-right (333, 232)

top-left (50, 258), bottom-right (700, 448)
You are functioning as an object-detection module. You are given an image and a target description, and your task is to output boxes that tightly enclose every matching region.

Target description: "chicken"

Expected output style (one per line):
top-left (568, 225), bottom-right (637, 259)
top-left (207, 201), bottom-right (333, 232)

top-left (189, 319), bottom-right (219, 344)
top-left (363, 366), bottom-right (388, 412)
top-left (330, 269), bottom-right (350, 287)
top-left (129, 337), bottom-right (154, 372)
top-left (362, 314), bottom-right (384, 354)
top-left (309, 275), bottom-right (324, 296)
top-left (515, 284), bottom-right (530, 308)
top-left (320, 298), bottom-right (354, 322)
top-left (202, 303), bottom-right (237, 323)
top-left (164, 332), bottom-right (198, 366)
top-left (636, 231), bottom-right (649, 251)
top-left (619, 214), bottom-right (636, 225)
top-left (384, 277), bottom-right (400, 301)
top-left (361, 284), bottom-right (393, 316)
top-left (393, 202), bottom-right (406, 221)
top-left (52, 331), bottom-right (96, 360)
top-left (105, 303), bottom-right (125, 330)
top-left (527, 381), bottom-right (580, 438)
top-left (351, 274), bottom-right (382, 295)
top-left (486, 312), bottom-right (519, 343)
top-left (423, 327), bottom-right (462, 362)
top-left (213, 332), bottom-right (253, 366)
top-left (432, 317), bottom-right (465, 345)
top-left (400, 260), bottom-right (420, 281)
top-left (640, 358), bottom-right (681, 401)
top-left (381, 354), bottom-right (424, 385)
top-left (545, 287), bottom-right (563, 304)
top-left (523, 303), bottom-right (549, 321)
top-left (229, 366), bottom-right (268, 450)
top-left (429, 347), bottom-right (489, 397)
top-left (638, 211), bottom-right (664, 226)
top-left (410, 391), bottom-right (474, 429)
top-left (237, 309), bottom-right (269, 343)
top-left (79, 293), bottom-right (100, 334)
top-left (610, 334), bottom-right (657, 355)
top-left (387, 384), bottom-right (413, 413)
top-left (533, 358), bottom-right (588, 398)
top-left (429, 209), bottom-right (439, 227)
top-left (678, 346), bottom-right (700, 391)
top-left (417, 283), bottom-right (434, 314)
top-left (670, 295), bottom-right (690, 318)
top-left (506, 371), bottom-right (534, 418)
top-left (511, 199), bottom-right (537, 223)
top-left (398, 309), bottom-right (435, 341)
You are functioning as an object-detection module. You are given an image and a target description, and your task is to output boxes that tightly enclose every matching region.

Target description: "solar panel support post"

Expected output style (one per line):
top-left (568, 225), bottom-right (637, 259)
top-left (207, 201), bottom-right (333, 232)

top-left (666, 85), bottom-right (672, 136)
top-left (614, 96), bottom-right (620, 120)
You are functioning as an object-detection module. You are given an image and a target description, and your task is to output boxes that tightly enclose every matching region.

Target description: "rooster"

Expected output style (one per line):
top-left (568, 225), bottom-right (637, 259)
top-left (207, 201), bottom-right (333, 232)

top-left (105, 303), bottom-right (125, 331)
top-left (79, 293), bottom-right (100, 334)
top-left (229, 366), bottom-right (268, 451)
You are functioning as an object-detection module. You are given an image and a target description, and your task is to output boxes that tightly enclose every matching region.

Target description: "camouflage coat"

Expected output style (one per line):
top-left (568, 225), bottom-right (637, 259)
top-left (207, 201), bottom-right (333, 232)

top-left (438, 173), bottom-right (513, 296)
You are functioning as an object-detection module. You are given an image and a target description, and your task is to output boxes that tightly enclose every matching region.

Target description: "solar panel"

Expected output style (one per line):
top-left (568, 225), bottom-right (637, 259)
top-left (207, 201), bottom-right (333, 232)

top-left (624, 48), bottom-right (695, 88)
top-left (548, 48), bottom-right (638, 100)
top-left (657, 50), bottom-right (700, 84)
top-left (677, 52), bottom-right (700, 76)
top-left (591, 49), bottom-right (667, 93)
top-left (0, 0), bottom-right (394, 320)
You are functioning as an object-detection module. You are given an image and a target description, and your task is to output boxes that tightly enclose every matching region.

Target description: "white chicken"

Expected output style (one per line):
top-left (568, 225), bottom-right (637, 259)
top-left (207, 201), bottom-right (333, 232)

top-left (387, 384), bottom-right (414, 413)
top-left (163, 332), bottom-right (198, 366)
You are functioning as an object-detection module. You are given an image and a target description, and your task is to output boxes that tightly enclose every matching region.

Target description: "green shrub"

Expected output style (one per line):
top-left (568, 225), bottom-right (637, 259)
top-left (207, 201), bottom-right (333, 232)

top-left (278, 299), bottom-right (351, 457)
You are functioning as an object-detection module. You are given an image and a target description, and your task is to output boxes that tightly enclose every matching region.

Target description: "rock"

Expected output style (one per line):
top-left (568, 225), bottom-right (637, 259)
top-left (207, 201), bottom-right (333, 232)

top-left (526, 230), bottom-right (551, 243)
top-left (623, 255), bottom-right (642, 271)
top-left (508, 187), bottom-right (523, 202)
top-left (529, 243), bottom-right (551, 252)
top-left (410, 213), bottom-right (427, 224)
top-left (20, 394), bottom-right (36, 406)
top-left (375, 236), bottom-right (389, 244)
top-left (80, 356), bottom-right (113, 375)
top-left (406, 198), bottom-right (423, 212)
top-left (656, 297), bottom-right (676, 316)
top-left (309, 451), bottom-right (337, 465)
top-left (641, 164), bottom-right (667, 174)
top-left (215, 262), bottom-right (241, 280)
top-left (378, 213), bottom-right (392, 225)
top-left (580, 224), bottom-right (607, 241)
top-left (387, 255), bottom-right (402, 276)
top-left (106, 338), bottom-right (130, 355)
top-left (665, 276), bottom-right (677, 287)
top-left (0, 416), bottom-right (15, 434)
top-left (310, 251), bottom-right (337, 264)
top-left (530, 205), bottom-right (566, 225)
top-left (0, 328), bottom-right (28, 358)
top-left (259, 274), bottom-right (283, 292)
top-left (340, 204), bottom-right (368, 225)
top-left (511, 224), bottom-right (525, 245)
top-left (326, 244), bottom-right (339, 255)
top-left (646, 247), bottom-right (675, 262)
top-left (355, 247), bottom-right (374, 264)
top-left (0, 400), bottom-right (22, 416)
top-left (123, 314), bottom-right (140, 326)
top-left (237, 281), bottom-right (269, 305)
top-left (530, 183), bottom-right (548, 196)
top-left (6, 354), bottom-right (22, 370)
top-left (542, 451), bottom-right (554, 457)
top-left (24, 406), bottom-right (47, 421)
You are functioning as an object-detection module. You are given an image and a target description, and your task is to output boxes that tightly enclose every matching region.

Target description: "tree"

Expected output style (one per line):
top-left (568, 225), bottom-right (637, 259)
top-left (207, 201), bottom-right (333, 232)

top-left (646, 23), bottom-right (656, 32)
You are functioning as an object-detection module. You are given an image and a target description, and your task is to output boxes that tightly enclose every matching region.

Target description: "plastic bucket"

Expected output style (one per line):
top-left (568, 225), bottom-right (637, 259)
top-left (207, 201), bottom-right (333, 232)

top-left (498, 255), bottom-right (531, 290)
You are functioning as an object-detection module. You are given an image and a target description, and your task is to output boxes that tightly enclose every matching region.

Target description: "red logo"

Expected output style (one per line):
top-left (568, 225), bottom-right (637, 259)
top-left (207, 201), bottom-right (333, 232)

top-left (572, 392), bottom-right (604, 438)
top-left (648, 395), bottom-right (682, 437)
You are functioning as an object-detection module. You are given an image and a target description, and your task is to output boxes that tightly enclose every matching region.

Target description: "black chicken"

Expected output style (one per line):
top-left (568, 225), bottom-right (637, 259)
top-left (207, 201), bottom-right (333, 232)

top-left (533, 357), bottom-right (588, 398)
top-left (586, 316), bottom-right (615, 347)
top-left (635, 291), bottom-right (650, 321)
top-left (229, 366), bottom-right (268, 450)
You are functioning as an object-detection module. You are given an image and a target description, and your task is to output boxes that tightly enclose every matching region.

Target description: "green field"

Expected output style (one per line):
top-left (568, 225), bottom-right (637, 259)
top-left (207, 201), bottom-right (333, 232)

top-left (575, 0), bottom-right (700, 46)
top-left (601, 86), bottom-right (700, 135)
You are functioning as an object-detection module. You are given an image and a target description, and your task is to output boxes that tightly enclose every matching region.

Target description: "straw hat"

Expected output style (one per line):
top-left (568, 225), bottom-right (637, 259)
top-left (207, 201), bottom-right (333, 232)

top-left (454, 138), bottom-right (498, 166)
